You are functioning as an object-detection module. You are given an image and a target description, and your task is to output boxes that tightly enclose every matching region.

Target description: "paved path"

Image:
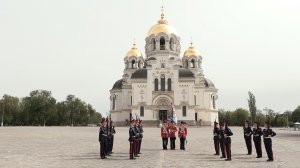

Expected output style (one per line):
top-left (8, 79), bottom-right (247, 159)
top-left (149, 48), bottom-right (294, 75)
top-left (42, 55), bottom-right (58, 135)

top-left (0, 127), bottom-right (299, 168)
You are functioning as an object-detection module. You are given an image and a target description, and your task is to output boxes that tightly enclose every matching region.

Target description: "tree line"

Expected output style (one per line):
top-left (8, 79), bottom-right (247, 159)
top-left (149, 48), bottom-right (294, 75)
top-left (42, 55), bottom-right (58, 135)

top-left (0, 90), bottom-right (102, 126)
top-left (218, 91), bottom-right (300, 127)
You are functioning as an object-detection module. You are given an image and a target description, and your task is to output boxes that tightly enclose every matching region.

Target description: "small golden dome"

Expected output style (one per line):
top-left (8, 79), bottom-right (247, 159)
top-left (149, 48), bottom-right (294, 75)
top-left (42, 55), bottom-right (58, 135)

top-left (183, 43), bottom-right (200, 57)
top-left (147, 8), bottom-right (178, 37)
top-left (126, 43), bottom-right (142, 58)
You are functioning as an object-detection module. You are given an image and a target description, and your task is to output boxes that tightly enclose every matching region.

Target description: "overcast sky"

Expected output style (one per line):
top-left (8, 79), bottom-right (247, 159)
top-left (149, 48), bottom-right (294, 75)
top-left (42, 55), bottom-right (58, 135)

top-left (0, 0), bottom-right (300, 116)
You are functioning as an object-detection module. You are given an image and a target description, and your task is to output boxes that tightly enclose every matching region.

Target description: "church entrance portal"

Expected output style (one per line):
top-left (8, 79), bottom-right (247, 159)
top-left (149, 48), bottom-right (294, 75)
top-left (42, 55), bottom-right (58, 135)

top-left (159, 110), bottom-right (168, 120)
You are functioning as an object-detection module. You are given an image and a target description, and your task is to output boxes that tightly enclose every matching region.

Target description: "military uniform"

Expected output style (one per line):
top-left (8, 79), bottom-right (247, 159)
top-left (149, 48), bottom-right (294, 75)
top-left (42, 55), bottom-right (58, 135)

top-left (263, 122), bottom-right (276, 161)
top-left (99, 119), bottom-right (108, 159)
top-left (107, 122), bottom-right (116, 154)
top-left (129, 120), bottom-right (137, 159)
top-left (137, 120), bottom-right (143, 154)
top-left (168, 122), bottom-right (177, 150)
top-left (161, 120), bottom-right (169, 150)
top-left (219, 124), bottom-right (226, 158)
top-left (134, 121), bottom-right (141, 156)
top-left (243, 121), bottom-right (253, 155)
top-left (213, 122), bottom-right (220, 155)
top-left (178, 121), bottom-right (187, 150)
top-left (224, 122), bottom-right (233, 161)
top-left (252, 122), bottom-right (263, 158)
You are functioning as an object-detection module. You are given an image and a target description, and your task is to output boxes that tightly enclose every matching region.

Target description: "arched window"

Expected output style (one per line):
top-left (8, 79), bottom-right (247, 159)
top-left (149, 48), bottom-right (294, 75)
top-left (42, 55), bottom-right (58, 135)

top-left (212, 96), bottom-right (216, 109)
top-left (140, 106), bottom-right (144, 117)
top-left (170, 38), bottom-right (174, 51)
top-left (126, 60), bottom-right (129, 69)
top-left (154, 78), bottom-right (158, 91)
top-left (112, 95), bottom-right (116, 110)
top-left (152, 38), bottom-right (156, 51)
top-left (185, 60), bottom-right (188, 68)
top-left (138, 60), bottom-right (141, 68)
top-left (160, 37), bottom-right (165, 50)
top-left (167, 78), bottom-right (171, 91)
top-left (182, 106), bottom-right (187, 117)
top-left (191, 59), bottom-right (195, 68)
top-left (161, 74), bottom-right (165, 91)
top-left (131, 59), bottom-right (135, 68)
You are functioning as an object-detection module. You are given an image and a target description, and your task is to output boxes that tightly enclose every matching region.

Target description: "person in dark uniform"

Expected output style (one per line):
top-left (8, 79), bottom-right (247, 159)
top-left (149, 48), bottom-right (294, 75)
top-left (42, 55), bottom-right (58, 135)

top-left (99, 118), bottom-right (108, 159)
top-left (137, 120), bottom-right (143, 154)
top-left (263, 121), bottom-right (276, 162)
top-left (224, 120), bottom-right (233, 161)
top-left (253, 121), bottom-right (263, 158)
top-left (129, 119), bottom-right (137, 160)
top-left (161, 119), bottom-right (169, 150)
top-left (105, 118), bottom-right (111, 156)
top-left (178, 121), bottom-right (187, 150)
top-left (107, 120), bottom-right (116, 154)
top-left (133, 120), bottom-right (140, 157)
top-left (219, 123), bottom-right (226, 158)
top-left (213, 121), bottom-right (220, 155)
top-left (243, 120), bottom-right (253, 155)
top-left (168, 120), bottom-right (177, 150)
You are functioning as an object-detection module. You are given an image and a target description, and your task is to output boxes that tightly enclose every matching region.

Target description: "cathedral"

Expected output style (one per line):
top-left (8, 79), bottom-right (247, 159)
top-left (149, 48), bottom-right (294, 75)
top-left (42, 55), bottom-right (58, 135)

top-left (109, 10), bottom-right (218, 126)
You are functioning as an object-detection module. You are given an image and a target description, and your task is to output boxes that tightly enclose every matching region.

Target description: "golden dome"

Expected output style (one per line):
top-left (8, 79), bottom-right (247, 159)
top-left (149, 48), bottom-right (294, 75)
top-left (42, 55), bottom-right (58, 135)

top-left (147, 8), bottom-right (178, 37)
top-left (183, 43), bottom-right (200, 57)
top-left (126, 43), bottom-right (142, 58)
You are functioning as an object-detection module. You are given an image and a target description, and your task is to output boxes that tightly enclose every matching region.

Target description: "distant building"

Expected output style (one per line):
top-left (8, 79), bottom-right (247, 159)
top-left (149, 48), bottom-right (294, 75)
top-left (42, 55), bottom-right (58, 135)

top-left (109, 10), bottom-right (218, 126)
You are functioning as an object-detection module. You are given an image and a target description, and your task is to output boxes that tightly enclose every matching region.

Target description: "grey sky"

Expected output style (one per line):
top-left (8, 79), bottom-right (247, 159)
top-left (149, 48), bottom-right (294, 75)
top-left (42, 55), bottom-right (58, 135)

top-left (1, 0), bottom-right (300, 116)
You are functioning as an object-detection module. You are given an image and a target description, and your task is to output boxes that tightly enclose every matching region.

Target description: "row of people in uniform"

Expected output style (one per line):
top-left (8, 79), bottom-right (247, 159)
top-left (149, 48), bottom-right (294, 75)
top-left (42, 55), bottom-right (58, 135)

top-left (213, 120), bottom-right (276, 162)
top-left (98, 118), bottom-right (116, 159)
top-left (129, 119), bottom-right (144, 160)
top-left (161, 119), bottom-right (188, 150)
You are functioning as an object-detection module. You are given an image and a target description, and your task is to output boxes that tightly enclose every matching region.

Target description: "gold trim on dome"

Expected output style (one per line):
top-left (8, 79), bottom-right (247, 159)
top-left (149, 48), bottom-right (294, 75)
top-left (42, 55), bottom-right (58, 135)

top-left (126, 43), bottom-right (142, 58)
top-left (146, 7), bottom-right (178, 37)
top-left (183, 43), bottom-right (200, 57)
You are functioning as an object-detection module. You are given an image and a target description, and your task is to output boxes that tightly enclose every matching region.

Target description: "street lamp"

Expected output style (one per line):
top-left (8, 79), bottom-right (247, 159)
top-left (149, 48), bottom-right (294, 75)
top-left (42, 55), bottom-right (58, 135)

top-left (1, 101), bottom-right (4, 127)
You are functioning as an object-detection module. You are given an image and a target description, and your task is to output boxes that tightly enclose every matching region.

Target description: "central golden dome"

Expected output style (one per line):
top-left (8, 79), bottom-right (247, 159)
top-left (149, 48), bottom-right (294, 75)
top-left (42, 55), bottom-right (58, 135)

top-left (183, 43), bottom-right (200, 57)
top-left (147, 11), bottom-right (178, 37)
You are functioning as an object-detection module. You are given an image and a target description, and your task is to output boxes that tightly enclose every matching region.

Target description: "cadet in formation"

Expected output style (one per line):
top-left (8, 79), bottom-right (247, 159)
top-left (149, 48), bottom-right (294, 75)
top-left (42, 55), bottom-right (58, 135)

top-left (243, 120), bottom-right (253, 155)
top-left (168, 120), bottom-right (177, 150)
top-left (129, 119), bottom-right (140, 159)
top-left (107, 120), bottom-right (116, 155)
top-left (99, 118), bottom-right (108, 159)
top-left (263, 121), bottom-right (276, 162)
top-left (219, 123), bottom-right (226, 158)
top-left (213, 121), bottom-right (220, 155)
top-left (161, 119), bottom-right (169, 150)
top-left (137, 120), bottom-right (143, 154)
top-left (224, 121), bottom-right (233, 161)
top-left (178, 121), bottom-right (187, 150)
top-left (252, 121), bottom-right (263, 158)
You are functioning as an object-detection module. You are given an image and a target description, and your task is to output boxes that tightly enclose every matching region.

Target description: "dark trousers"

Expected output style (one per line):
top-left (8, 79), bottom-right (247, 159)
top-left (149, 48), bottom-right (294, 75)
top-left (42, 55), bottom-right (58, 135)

top-left (133, 140), bottom-right (138, 156)
top-left (170, 137), bottom-right (176, 149)
top-left (100, 142), bottom-right (105, 159)
top-left (224, 138), bottom-right (231, 160)
top-left (138, 139), bottom-right (142, 153)
top-left (264, 139), bottom-right (273, 160)
top-left (180, 138), bottom-right (186, 150)
top-left (111, 136), bottom-right (114, 151)
top-left (108, 137), bottom-right (112, 153)
top-left (244, 136), bottom-right (252, 154)
top-left (214, 138), bottom-right (220, 155)
top-left (220, 139), bottom-right (226, 157)
top-left (162, 138), bottom-right (168, 149)
top-left (254, 138), bottom-right (262, 157)
top-left (129, 141), bottom-right (134, 159)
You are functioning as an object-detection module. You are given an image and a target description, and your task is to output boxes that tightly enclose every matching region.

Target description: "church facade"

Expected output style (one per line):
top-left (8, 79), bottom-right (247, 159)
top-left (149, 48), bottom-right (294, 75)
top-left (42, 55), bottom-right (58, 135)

top-left (109, 11), bottom-right (218, 126)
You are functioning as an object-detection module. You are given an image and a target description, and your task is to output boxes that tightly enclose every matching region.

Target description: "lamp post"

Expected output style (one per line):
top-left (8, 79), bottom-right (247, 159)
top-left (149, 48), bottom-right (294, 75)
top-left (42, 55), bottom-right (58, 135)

top-left (1, 101), bottom-right (4, 127)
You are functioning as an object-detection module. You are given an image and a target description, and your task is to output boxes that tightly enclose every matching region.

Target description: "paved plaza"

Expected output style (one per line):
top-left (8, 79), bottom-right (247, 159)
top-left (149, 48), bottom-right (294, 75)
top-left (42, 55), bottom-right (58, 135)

top-left (0, 126), bottom-right (299, 168)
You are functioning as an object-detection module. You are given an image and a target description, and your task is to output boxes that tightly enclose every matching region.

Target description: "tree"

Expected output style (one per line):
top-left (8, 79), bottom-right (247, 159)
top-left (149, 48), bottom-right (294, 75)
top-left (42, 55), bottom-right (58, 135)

top-left (292, 106), bottom-right (300, 122)
top-left (248, 91), bottom-right (257, 124)
top-left (230, 108), bottom-right (249, 126)
top-left (0, 95), bottom-right (22, 126)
